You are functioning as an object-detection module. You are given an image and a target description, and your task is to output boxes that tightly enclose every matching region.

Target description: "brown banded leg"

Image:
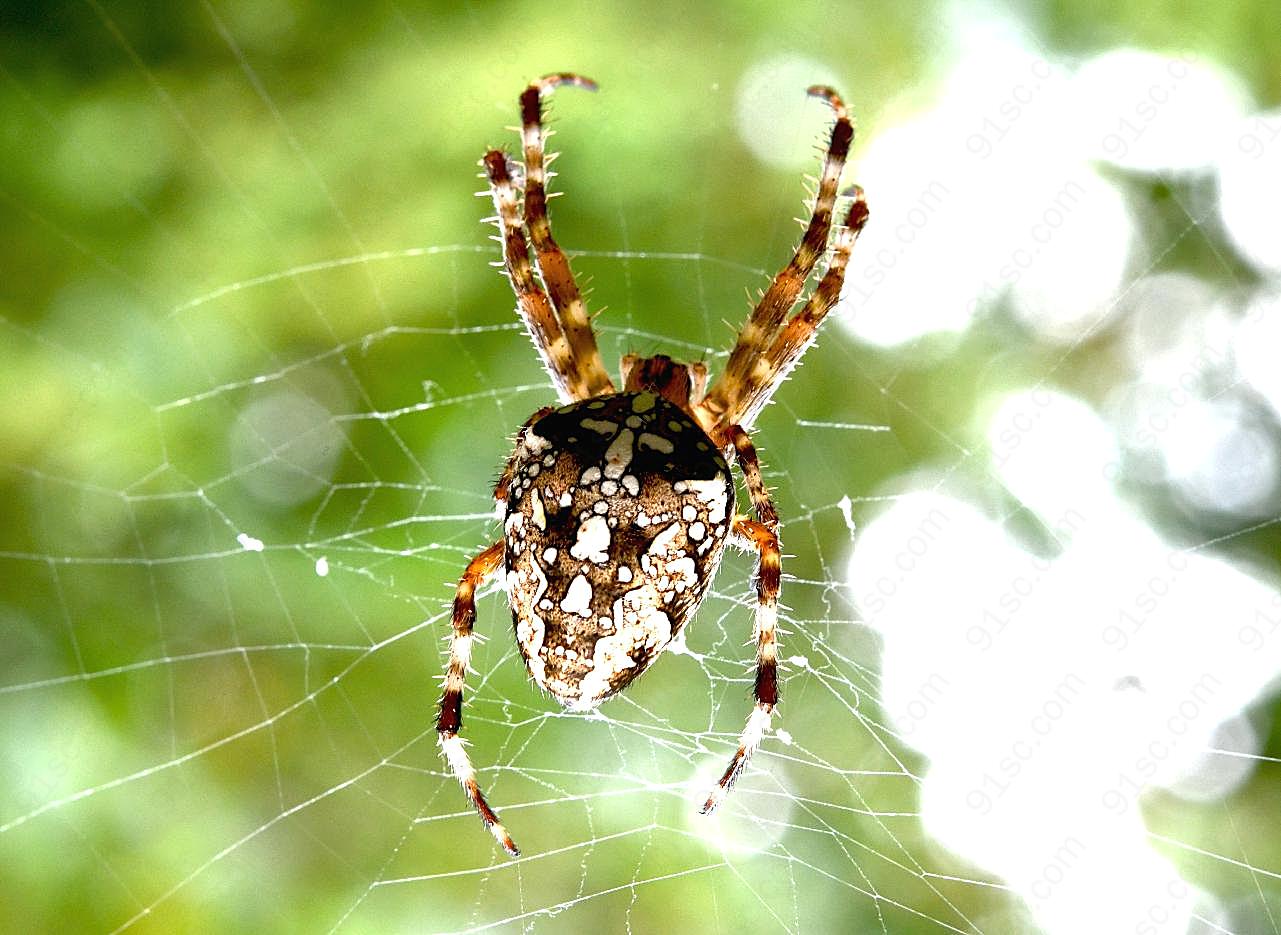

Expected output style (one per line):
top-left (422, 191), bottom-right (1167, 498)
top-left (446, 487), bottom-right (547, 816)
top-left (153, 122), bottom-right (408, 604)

top-left (724, 424), bottom-right (779, 530)
top-left (728, 190), bottom-right (870, 428)
top-left (436, 540), bottom-right (519, 856)
top-left (483, 149), bottom-right (587, 402)
top-left (700, 86), bottom-right (854, 426)
top-left (520, 74), bottom-right (615, 397)
top-left (702, 514), bottom-right (782, 815)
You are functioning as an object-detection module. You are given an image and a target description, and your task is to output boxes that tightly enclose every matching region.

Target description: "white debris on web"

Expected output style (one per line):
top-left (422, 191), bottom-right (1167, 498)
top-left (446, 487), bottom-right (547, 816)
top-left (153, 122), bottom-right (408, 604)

top-left (236, 533), bottom-right (265, 552)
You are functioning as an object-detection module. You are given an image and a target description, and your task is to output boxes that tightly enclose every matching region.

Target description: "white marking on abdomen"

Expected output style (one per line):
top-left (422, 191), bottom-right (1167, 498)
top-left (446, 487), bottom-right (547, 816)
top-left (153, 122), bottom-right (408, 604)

top-left (686, 477), bottom-right (729, 524)
top-left (570, 514), bottom-right (612, 563)
top-left (638, 432), bottom-right (674, 453)
top-left (559, 573), bottom-right (594, 617)
top-left (603, 429), bottom-right (635, 479)
top-left (530, 488), bottom-right (546, 530)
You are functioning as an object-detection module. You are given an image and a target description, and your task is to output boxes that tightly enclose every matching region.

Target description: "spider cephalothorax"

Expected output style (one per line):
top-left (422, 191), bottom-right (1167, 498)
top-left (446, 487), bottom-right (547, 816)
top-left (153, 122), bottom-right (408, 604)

top-left (437, 73), bottom-right (869, 856)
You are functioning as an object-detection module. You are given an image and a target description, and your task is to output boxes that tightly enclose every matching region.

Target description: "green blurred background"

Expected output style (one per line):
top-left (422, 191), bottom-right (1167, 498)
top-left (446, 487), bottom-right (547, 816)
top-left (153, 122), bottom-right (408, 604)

top-left (3, 1), bottom-right (1280, 932)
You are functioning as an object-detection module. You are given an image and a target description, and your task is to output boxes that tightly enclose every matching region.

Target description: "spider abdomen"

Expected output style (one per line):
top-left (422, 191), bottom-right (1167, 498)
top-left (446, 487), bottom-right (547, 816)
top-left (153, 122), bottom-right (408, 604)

top-left (502, 392), bottom-right (735, 711)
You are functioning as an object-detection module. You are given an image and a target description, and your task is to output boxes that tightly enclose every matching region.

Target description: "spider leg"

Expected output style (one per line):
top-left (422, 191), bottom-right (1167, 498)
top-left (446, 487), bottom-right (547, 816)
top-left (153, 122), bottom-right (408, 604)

top-left (436, 540), bottom-right (519, 856)
top-left (702, 502), bottom-right (782, 815)
top-left (722, 190), bottom-right (870, 429)
top-left (699, 86), bottom-right (854, 429)
top-left (724, 424), bottom-right (778, 528)
top-left (484, 149), bottom-right (585, 403)
top-left (520, 74), bottom-right (615, 398)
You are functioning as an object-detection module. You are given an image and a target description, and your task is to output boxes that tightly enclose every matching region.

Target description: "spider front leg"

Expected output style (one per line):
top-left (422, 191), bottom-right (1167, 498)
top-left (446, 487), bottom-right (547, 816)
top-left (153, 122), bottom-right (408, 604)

top-left (483, 149), bottom-right (583, 403)
top-left (519, 74), bottom-right (614, 397)
top-left (700, 86), bottom-right (853, 427)
top-left (436, 540), bottom-right (520, 856)
top-left (702, 426), bottom-right (782, 814)
top-left (719, 189), bottom-right (871, 431)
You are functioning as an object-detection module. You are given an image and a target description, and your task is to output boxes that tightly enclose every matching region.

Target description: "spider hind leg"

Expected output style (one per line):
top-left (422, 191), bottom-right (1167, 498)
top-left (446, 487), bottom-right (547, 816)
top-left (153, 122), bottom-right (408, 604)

top-left (702, 513), bottom-right (781, 814)
top-left (436, 540), bottom-right (519, 856)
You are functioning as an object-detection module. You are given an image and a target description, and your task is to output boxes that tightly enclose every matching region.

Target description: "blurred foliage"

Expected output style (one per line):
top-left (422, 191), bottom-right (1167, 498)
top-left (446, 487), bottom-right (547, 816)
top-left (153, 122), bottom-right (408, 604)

top-left (2, 1), bottom-right (1279, 932)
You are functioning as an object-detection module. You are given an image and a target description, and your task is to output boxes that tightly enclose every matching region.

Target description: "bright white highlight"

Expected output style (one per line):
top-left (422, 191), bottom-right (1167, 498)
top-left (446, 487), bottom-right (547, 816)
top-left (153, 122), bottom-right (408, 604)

top-left (1004, 174), bottom-right (1132, 341)
top-left (1120, 273), bottom-right (1232, 381)
top-left (228, 388), bottom-right (345, 508)
top-left (1161, 399), bottom-right (1280, 519)
top-left (1105, 274), bottom-right (1281, 519)
top-left (1233, 290), bottom-right (1281, 418)
top-left (838, 22), bottom-right (1136, 347)
top-left (1218, 109), bottom-right (1281, 272)
top-left (314, 556), bottom-right (329, 577)
top-left (1070, 48), bottom-right (1250, 172)
top-left (988, 389), bottom-right (1119, 520)
top-left (850, 388), bottom-right (1281, 934)
top-left (734, 56), bottom-right (843, 169)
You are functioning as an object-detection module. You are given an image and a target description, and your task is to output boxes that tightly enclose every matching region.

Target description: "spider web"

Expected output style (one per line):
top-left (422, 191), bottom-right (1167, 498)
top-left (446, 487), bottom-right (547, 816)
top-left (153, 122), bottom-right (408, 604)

top-left (3, 4), bottom-right (1281, 933)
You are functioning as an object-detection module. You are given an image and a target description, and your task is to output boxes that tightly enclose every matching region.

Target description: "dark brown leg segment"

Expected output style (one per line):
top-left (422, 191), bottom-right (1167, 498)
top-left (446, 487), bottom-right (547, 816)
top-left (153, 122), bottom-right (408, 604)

top-left (519, 74), bottom-right (615, 398)
top-left (701, 87), bottom-right (854, 426)
top-left (484, 149), bottom-right (585, 402)
top-left (702, 513), bottom-right (782, 814)
top-left (436, 540), bottom-right (519, 856)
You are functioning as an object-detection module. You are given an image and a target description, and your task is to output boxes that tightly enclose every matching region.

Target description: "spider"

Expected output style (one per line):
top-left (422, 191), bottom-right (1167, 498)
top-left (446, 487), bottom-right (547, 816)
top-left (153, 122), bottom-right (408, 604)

top-left (438, 72), bottom-right (868, 856)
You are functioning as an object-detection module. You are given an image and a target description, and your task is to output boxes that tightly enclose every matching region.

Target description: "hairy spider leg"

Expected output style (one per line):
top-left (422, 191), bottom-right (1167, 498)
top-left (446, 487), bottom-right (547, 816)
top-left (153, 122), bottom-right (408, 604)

top-left (726, 190), bottom-right (870, 429)
top-left (484, 149), bottom-right (586, 403)
top-left (520, 73), bottom-right (616, 399)
top-left (702, 512), bottom-right (782, 814)
top-left (436, 540), bottom-right (520, 856)
top-left (700, 191), bottom-right (868, 809)
top-left (699, 86), bottom-right (854, 432)
top-left (725, 424), bottom-right (778, 528)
